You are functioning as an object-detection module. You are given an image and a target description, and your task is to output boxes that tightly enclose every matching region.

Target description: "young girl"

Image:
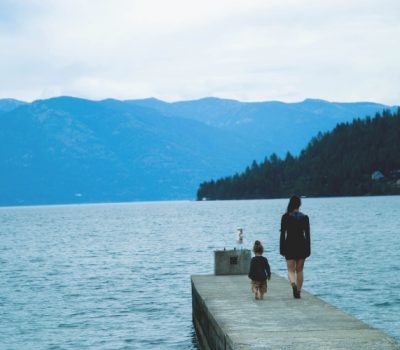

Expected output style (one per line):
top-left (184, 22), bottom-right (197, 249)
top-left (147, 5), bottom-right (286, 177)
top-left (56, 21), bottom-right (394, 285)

top-left (248, 240), bottom-right (271, 300)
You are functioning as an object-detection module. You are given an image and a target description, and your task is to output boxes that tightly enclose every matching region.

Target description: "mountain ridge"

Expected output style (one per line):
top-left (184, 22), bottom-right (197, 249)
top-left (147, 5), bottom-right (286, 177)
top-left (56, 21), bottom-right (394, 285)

top-left (0, 96), bottom-right (397, 205)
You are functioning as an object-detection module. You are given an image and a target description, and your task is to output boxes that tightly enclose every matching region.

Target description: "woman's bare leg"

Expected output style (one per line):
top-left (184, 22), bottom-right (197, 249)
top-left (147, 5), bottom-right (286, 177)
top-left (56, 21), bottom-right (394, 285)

top-left (286, 259), bottom-right (296, 284)
top-left (295, 259), bottom-right (305, 292)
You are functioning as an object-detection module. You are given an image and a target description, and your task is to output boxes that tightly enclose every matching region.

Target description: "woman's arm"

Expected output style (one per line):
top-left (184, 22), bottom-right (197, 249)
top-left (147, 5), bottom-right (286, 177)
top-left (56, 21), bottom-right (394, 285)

top-left (304, 215), bottom-right (311, 257)
top-left (280, 214), bottom-right (287, 256)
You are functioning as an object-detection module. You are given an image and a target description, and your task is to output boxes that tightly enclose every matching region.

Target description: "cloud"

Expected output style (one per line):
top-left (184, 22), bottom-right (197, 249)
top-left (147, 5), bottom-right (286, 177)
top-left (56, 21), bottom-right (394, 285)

top-left (0, 0), bottom-right (399, 104)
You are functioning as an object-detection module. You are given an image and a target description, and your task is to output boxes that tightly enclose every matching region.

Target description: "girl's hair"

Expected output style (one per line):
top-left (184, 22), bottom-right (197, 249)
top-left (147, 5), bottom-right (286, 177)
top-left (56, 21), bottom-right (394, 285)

top-left (287, 195), bottom-right (301, 213)
top-left (253, 240), bottom-right (264, 254)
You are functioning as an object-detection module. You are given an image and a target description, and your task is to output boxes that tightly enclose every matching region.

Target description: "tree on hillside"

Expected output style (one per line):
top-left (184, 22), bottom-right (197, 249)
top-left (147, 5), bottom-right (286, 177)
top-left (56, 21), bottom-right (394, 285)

top-left (197, 108), bottom-right (400, 200)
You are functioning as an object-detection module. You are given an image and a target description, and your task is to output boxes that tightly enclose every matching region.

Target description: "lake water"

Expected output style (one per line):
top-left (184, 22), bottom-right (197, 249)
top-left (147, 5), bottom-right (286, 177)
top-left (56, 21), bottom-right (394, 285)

top-left (1, 196), bottom-right (399, 349)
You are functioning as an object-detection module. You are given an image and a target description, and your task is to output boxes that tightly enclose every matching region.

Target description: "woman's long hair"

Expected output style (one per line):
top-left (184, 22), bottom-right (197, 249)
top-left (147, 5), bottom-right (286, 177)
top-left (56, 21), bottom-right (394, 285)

top-left (287, 195), bottom-right (301, 213)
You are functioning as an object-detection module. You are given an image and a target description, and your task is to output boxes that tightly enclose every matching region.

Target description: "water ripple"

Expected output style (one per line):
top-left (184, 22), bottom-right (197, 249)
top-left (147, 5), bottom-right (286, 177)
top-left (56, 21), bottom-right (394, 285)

top-left (1, 196), bottom-right (399, 348)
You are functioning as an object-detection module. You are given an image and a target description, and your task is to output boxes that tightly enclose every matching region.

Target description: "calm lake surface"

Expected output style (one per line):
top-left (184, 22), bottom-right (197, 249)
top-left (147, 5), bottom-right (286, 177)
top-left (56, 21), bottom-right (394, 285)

top-left (1, 196), bottom-right (399, 349)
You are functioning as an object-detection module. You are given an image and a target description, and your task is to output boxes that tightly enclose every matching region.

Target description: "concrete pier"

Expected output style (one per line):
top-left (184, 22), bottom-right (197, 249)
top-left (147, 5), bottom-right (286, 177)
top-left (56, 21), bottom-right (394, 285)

top-left (192, 274), bottom-right (400, 349)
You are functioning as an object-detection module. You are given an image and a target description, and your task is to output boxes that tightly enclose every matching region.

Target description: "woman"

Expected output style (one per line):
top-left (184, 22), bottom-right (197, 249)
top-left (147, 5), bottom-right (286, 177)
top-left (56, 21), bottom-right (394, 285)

top-left (280, 195), bottom-right (311, 299)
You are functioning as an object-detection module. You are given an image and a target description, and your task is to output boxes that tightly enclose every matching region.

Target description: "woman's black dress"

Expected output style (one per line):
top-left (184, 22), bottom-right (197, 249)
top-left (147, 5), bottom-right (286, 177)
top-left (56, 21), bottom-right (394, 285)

top-left (280, 211), bottom-right (311, 260)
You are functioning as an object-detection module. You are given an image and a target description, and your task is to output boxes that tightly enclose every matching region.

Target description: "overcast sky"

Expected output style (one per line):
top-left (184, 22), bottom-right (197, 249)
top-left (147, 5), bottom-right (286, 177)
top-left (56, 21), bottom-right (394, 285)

top-left (1, 0), bottom-right (399, 104)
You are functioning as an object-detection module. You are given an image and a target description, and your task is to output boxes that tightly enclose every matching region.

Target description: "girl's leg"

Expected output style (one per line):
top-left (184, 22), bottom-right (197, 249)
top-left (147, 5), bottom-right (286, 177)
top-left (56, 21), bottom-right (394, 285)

top-left (260, 285), bottom-right (266, 299)
top-left (252, 282), bottom-right (259, 299)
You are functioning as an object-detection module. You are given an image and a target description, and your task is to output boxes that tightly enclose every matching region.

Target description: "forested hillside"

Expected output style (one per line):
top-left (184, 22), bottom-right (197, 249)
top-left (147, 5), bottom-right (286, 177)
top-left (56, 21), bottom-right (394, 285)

top-left (197, 109), bottom-right (400, 200)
